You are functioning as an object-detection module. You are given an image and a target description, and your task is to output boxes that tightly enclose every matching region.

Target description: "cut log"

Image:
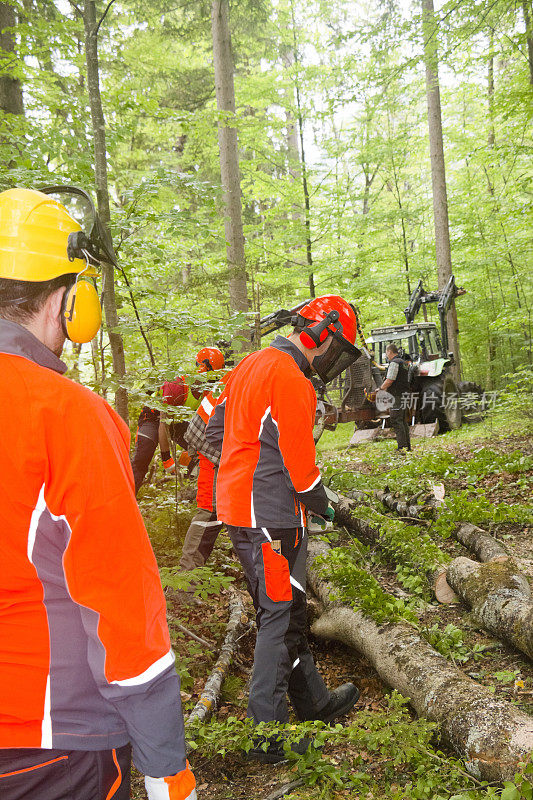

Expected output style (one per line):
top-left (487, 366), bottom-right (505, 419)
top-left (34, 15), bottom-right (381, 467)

top-left (307, 538), bottom-right (533, 782)
top-left (447, 557), bottom-right (533, 661)
top-left (334, 496), bottom-right (457, 603)
top-left (186, 587), bottom-right (248, 725)
top-left (454, 523), bottom-right (509, 563)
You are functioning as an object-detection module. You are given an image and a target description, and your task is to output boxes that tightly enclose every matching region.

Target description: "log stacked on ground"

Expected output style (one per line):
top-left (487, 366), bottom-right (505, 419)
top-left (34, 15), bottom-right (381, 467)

top-left (447, 557), bottom-right (533, 661)
top-left (307, 538), bottom-right (533, 782)
top-left (453, 523), bottom-right (509, 563)
top-left (334, 496), bottom-right (457, 603)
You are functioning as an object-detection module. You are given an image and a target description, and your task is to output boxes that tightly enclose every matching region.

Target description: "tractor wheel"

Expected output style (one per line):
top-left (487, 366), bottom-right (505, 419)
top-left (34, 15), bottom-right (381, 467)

top-left (420, 373), bottom-right (462, 432)
top-left (457, 381), bottom-right (485, 423)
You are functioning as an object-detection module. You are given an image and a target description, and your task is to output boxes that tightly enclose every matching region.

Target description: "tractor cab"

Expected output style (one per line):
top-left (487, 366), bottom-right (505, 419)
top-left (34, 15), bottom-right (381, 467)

top-left (367, 322), bottom-right (443, 366)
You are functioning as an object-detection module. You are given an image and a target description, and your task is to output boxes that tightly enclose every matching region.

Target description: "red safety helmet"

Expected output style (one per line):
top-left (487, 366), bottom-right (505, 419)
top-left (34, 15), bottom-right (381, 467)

top-left (162, 376), bottom-right (188, 406)
top-left (293, 295), bottom-right (360, 383)
top-left (196, 346), bottom-right (225, 372)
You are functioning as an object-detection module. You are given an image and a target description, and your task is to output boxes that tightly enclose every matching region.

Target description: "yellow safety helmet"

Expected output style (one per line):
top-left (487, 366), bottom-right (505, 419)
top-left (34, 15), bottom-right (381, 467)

top-left (0, 187), bottom-right (102, 343)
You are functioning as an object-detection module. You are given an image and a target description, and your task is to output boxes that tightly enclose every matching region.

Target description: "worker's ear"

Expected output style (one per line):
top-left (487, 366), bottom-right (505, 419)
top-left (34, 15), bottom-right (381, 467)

top-left (47, 286), bottom-right (68, 334)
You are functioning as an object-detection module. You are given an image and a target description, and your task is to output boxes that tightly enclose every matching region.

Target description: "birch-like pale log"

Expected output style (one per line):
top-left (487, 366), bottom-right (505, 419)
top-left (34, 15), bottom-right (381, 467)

top-left (186, 588), bottom-right (248, 725)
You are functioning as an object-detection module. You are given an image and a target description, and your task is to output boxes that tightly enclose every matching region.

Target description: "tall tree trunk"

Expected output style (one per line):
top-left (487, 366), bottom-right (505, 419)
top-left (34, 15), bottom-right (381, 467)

top-left (290, 2), bottom-right (314, 297)
top-left (211, 0), bottom-right (249, 322)
top-left (0, 2), bottom-right (23, 115)
top-left (82, 0), bottom-right (128, 424)
top-left (422, 0), bottom-right (461, 380)
top-left (522, 0), bottom-right (533, 85)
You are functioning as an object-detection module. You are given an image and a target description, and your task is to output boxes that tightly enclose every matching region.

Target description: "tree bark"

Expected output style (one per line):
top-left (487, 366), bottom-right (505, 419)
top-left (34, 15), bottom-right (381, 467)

top-left (289, 2), bottom-right (314, 297)
top-left (454, 523), bottom-right (509, 563)
top-left (307, 538), bottom-right (533, 782)
top-left (0, 1), bottom-right (23, 114)
top-left (211, 0), bottom-right (249, 321)
top-left (186, 588), bottom-right (248, 725)
top-left (421, 0), bottom-right (461, 380)
top-left (522, 0), bottom-right (533, 86)
top-left (334, 496), bottom-right (456, 603)
top-left (82, 0), bottom-right (128, 423)
top-left (447, 557), bottom-right (533, 660)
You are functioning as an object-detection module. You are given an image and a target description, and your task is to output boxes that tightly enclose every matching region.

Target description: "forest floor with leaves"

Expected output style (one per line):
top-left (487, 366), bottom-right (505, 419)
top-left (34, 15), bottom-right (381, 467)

top-left (132, 402), bottom-right (533, 800)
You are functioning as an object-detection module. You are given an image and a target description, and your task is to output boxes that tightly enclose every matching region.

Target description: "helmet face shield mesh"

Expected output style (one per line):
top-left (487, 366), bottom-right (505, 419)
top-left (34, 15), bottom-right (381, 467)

top-left (40, 186), bottom-right (117, 266)
top-left (312, 330), bottom-right (361, 383)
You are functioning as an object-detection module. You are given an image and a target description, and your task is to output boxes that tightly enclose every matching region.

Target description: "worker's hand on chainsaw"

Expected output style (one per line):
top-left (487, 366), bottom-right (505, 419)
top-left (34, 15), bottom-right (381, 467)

top-left (145, 764), bottom-right (197, 800)
top-left (324, 504), bottom-right (335, 522)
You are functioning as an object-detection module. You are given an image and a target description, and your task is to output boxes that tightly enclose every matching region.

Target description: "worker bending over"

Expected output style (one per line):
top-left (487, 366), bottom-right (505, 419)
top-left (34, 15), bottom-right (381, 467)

top-left (206, 295), bottom-right (361, 763)
top-left (0, 188), bottom-right (196, 800)
top-left (180, 348), bottom-right (228, 571)
top-left (380, 343), bottom-right (412, 451)
top-left (131, 367), bottom-right (206, 495)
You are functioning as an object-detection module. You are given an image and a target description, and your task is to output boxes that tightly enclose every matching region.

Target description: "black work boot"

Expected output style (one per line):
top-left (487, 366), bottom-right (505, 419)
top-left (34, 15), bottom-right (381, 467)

top-left (311, 683), bottom-right (360, 724)
top-left (247, 734), bottom-right (312, 764)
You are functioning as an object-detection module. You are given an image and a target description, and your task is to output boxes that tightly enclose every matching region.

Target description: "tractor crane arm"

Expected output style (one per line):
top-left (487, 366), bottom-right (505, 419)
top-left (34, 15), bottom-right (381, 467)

top-left (404, 275), bottom-right (466, 356)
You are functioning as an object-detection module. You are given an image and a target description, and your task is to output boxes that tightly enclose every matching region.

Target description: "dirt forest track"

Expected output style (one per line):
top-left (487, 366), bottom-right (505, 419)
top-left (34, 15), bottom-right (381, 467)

top-left (133, 412), bottom-right (533, 800)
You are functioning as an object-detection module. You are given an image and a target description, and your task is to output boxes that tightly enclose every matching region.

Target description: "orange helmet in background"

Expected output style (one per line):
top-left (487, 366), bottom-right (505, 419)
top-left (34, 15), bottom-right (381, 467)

top-left (196, 346), bottom-right (225, 372)
top-left (292, 295), bottom-right (360, 384)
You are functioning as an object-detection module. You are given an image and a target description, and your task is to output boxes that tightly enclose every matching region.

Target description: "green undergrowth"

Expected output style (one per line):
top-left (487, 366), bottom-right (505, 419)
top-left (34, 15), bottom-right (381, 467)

top-left (187, 692), bottom-right (533, 799)
top-left (349, 505), bottom-right (451, 597)
top-left (317, 547), bottom-right (482, 664)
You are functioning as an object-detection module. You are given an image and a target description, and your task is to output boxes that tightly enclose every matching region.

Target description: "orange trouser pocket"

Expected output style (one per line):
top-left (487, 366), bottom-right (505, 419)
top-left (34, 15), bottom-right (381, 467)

top-left (262, 542), bottom-right (292, 602)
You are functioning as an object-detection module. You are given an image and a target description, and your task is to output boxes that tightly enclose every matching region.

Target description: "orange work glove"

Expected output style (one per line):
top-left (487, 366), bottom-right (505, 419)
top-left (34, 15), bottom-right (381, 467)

top-left (163, 456), bottom-right (176, 475)
top-left (178, 450), bottom-right (191, 468)
top-left (145, 762), bottom-right (197, 799)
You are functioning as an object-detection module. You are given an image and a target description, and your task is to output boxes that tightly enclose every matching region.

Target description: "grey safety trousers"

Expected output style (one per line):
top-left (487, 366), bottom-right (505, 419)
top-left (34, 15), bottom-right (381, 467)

top-left (179, 508), bottom-right (224, 570)
top-left (227, 525), bottom-right (330, 723)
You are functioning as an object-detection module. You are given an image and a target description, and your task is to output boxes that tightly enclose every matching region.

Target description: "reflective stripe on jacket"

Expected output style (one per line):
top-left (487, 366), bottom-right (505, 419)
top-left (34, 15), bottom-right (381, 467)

top-left (0, 319), bottom-right (186, 778)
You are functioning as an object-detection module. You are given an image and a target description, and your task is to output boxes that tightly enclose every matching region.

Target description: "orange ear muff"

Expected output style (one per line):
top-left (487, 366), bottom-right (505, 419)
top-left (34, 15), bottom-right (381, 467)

top-left (299, 310), bottom-right (341, 349)
top-left (62, 279), bottom-right (102, 343)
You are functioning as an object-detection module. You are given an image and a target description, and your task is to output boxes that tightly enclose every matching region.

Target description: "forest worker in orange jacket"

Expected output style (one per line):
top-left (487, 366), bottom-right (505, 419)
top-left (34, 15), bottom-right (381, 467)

top-left (179, 348), bottom-right (228, 571)
top-left (0, 188), bottom-right (196, 800)
top-left (131, 349), bottom-right (225, 494)
top-left (131, 373), bottom-right (202, 494)
top-left (206, 295), bottom-right (362, 763)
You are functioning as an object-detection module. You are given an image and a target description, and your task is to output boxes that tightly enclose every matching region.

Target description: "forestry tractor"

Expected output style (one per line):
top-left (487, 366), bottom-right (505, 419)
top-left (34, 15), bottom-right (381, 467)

top-left (259, 276), bottom-right (485, 443)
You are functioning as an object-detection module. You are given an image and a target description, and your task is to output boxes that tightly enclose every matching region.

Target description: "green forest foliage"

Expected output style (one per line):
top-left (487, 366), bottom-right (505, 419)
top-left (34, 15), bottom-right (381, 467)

top-left (1, 0), bottom-right (531, 413)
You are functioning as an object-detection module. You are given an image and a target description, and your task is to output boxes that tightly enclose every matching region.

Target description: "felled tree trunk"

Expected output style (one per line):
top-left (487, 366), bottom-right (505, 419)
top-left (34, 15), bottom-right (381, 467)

top-left (454, 523), bottom-right (509, 563)
top-left (307, 538), bottom-right (533, 782)
top-left (334, 496), bottom-right (456, 603)
top-left (186, 588), bottom-right (248, 725)
top-left (447, 557), bottom-right (533, 661)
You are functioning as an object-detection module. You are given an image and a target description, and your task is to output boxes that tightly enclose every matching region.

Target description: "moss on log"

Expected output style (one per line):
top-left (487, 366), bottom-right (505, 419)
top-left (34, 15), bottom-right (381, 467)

top-left (307, 538), bottom-right (533, 782)
top-left (447, 557), bottom-right (533, 660)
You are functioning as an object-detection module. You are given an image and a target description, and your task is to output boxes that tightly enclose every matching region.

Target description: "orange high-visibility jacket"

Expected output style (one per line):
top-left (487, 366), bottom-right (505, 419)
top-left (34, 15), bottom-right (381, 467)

top-left (192, 373), bottom-right (231, 512)
top-left (206, 336), bottom-right (329, 528)
top-left (0, 320), bottom-right (186, 778)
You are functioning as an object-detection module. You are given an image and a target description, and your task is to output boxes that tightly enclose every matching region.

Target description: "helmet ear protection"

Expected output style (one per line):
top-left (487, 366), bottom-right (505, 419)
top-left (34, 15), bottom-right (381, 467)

top-left (61, 278), bottom-right (102, 344)
top-left (294, 309), bottom-right (343, 349)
